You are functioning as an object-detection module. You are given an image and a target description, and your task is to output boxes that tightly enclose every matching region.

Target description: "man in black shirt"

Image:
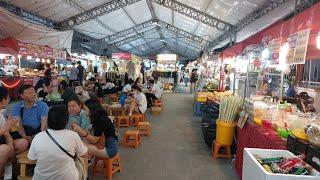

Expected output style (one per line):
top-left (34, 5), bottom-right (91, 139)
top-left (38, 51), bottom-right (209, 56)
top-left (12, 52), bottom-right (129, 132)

top-left (77, 61), bottom-right (85, 85)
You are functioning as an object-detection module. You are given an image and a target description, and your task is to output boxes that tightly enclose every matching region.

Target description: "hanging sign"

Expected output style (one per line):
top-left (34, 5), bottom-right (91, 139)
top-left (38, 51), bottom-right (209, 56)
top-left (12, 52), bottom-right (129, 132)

top-left (286, 33), bottom-right (298, 64)
top-left (292, 29), bottom-right (310, 64)
top-left (112, 53), bottom-right (132, 60)
top-left (17, 42), bottom-right (27, 55)
top-left (270, 38), bottom-right (282, 64)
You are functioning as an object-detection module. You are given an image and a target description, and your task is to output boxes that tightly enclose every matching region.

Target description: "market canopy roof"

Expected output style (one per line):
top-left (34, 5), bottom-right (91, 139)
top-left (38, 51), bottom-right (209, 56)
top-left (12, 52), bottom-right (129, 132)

top-left (2, 0), bottom-right (310, 60)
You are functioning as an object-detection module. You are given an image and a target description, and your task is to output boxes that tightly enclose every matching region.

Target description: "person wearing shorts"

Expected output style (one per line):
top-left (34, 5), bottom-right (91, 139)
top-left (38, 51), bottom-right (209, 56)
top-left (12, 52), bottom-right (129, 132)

top-left (71, 99), bottom-right (118, 159)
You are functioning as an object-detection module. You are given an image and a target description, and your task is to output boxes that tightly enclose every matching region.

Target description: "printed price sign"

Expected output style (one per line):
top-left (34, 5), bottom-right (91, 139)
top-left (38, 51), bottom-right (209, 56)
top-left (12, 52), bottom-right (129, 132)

top-left (291, 29), bottom-right (310, 64)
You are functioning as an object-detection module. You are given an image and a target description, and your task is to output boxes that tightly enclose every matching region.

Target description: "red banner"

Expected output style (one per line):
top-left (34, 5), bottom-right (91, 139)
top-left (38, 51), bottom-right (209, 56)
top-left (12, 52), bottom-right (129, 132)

top-left (112, 53), bottom-right (132, 60)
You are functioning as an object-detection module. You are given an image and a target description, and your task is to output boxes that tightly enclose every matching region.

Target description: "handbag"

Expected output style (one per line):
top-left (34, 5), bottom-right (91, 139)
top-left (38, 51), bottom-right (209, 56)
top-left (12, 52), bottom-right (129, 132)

top-left (46, 130), bottom-right (87, 180)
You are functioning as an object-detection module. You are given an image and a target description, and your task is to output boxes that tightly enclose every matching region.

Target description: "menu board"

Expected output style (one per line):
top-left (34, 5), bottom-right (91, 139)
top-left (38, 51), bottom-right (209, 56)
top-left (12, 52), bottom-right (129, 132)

top-left (286, 33), bottom-right (298, 64)
top-left (291, 29), bottom-right (310, 64)
top-left (270, 38), bottom-right (282, 64)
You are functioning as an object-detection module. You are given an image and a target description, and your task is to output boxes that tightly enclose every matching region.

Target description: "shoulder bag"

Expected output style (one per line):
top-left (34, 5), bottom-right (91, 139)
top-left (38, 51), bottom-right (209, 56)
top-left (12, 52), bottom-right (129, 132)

top-left (46, 130), bottom-right (87, 180)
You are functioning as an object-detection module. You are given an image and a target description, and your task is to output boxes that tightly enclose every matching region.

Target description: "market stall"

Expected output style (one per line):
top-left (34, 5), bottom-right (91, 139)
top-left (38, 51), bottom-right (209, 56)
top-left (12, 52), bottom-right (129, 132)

top-left (153, 54), bottom-right (178, 91)
top-left (0, 37), bottom-right (62, 99)
top-left (213, 3), bottom-right (320, 179)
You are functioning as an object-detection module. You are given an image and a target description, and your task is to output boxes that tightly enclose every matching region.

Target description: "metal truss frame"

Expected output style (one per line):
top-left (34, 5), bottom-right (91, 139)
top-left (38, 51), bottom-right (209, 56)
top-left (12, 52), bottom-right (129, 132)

top-left (150, 0), bottom-right (233, 32)
top-left (104, 20), bottom-right (154, 42)
top-left (234, 0), bottom-right (291, 32)
top-left (294, 0), bottom-right (320, 14)
top-left (205, 0), bottom-right (291, 50)
top-left (57, 0), bottom-right (142, 30)
top-left (114, 29), bottom-right (159, 47)
top-left (161, 30), bottom-right (204, 50)
top-left (102, 19), bottom-right (207, 46)
top-left (0, 1), bottom-right (56, 28)
top-left (157, 20), bottom-right (208, 45)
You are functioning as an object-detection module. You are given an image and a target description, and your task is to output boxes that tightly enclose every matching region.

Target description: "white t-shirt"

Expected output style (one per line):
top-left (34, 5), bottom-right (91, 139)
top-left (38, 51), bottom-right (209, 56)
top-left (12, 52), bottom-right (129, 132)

top-left (134, 92), bottom-right (147, 113)
top-left (0, 111), bottom-right (5, 128)
top-left (152, 84), bottom-right (162, 99)
top-left (104, 82), bottom-right (115, 90)
top-left (28, 129), bottom-right (87, 180)
top-left (122, 84), bottom-right (131, 93)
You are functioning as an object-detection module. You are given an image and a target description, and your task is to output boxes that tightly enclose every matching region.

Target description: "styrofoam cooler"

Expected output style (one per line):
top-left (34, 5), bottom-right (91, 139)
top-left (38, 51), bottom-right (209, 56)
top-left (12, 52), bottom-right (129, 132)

top-left (243, 148), bottom-right (320, 180)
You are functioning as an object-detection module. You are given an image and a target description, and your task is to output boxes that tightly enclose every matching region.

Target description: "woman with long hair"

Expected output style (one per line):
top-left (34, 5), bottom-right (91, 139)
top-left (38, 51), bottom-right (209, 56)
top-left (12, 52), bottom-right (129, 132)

top-left (71, 99), bottom-right (118, 158)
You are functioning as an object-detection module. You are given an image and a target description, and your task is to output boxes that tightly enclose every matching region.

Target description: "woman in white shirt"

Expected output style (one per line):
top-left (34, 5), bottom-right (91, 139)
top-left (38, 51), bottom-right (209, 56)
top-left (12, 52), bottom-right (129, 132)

top-left (129, 85), bottom-right (147, 115)
top-left (145, 79), bottom-right (162, 107)
top-left (104, 78), bottom-right (117, 95)
top-left (122, 79), bottom-right (134, 94)
top-left (28, 105), bottom-right (87, 180)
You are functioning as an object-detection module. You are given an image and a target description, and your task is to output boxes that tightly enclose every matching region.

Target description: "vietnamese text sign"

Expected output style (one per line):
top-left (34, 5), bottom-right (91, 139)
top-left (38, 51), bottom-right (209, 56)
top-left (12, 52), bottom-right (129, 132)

top-left (291, 29), bottom-right (310, 64)
top-left (286, 33), bottom-right (297, 64)
top-left (270, 38), bottom-right (282, 64)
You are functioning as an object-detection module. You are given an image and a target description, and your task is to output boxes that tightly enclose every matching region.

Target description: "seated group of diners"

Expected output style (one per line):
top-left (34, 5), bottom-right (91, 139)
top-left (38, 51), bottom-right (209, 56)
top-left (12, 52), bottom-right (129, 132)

top-left (0, 74), bottom-right (163, 179)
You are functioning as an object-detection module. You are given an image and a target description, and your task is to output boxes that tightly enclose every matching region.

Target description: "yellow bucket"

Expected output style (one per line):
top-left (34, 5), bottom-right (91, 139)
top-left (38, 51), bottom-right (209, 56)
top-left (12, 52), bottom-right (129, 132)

top-left (216, 120), bottom-right (237, 145)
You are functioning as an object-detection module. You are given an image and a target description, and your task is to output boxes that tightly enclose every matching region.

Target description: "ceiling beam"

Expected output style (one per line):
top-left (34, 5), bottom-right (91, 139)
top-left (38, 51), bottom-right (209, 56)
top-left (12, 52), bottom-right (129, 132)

top-left (104, 20), bottom-right (154, 43)
top-left (57, 0), bottom-right (142, 30)
top-left (131, 39), bottom-right (160, 50)
top-left (205, 0), bottom-right (291, 50)
top-left (101, 19), bottom-right (207, 47)
top-left (0, 1), bottom-right (57, 28)
top-left (113, 29), bottom-right (158, 47)
top-left (161, 30), bottom-right (204, 50)
top-left (150, 0), bottom-right (234, 32)
top-left (295, 0), bottom-right (320, 14)
top-left (157, 20), bottom-right (208, 45)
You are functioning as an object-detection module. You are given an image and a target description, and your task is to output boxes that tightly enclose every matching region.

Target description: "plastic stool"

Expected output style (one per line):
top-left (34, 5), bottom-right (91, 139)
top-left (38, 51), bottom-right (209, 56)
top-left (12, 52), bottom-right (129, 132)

top-left (212, 141), bottom-right (232, 160)
top-left (151, 107), bottom-right (162, 115)
top-left (137, 122), bottom-right (151, 136)
top-left (123, 130), bottom-right (141, 148)
top-left (17, 151), bottom-right (36, 179)
top-left (116, 116), bottom-right (130, 128)
top-left (130, 114), bottom-right (145, 126)
top-left (92, 153), bottom-right (122, 180)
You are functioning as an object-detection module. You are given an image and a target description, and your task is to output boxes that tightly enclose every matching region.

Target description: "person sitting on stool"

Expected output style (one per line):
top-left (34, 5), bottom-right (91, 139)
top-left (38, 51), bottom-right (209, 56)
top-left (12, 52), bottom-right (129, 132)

top-left (145, 79), bottom-right (162, 108)
top-left (128, 85), bottom-right (147, 116)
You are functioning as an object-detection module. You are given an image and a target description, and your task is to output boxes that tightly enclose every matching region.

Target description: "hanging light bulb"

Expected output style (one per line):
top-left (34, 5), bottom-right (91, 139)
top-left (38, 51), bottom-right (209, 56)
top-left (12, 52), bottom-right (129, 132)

top-left (261, 48), bottom-right (270, 60)
top-left (46, 59), bottom-right (51, 64)
top-left (278, 42), bottom-right (289, 71)
top-left (35, 58), bottom-right (40, 62)
top-left (41, 58), bottom-right (46, 63)
top-left (27, 55), bottom-right (32, 60)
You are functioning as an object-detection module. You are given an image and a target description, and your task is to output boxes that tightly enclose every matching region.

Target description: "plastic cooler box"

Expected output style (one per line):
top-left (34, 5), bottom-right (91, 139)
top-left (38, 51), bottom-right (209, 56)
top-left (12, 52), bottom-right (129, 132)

top-left (243, 148), bottom-right (320, 180)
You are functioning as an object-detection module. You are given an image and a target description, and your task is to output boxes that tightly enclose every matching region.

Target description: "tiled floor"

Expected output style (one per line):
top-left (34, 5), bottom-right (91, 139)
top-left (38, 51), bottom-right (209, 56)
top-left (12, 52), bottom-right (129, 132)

top-left (92, 86), bottom-right (238, 180)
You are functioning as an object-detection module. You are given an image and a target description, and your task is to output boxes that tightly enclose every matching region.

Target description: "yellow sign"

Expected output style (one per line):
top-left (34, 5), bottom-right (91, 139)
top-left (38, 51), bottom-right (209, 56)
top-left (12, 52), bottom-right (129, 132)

top-left (291, 29), bottom-right (310, 64)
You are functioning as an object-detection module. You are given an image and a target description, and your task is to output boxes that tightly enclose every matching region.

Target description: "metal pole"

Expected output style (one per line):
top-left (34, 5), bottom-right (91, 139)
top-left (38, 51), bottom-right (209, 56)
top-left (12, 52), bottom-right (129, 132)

top-left (280, 70), bottom-right (284, 102)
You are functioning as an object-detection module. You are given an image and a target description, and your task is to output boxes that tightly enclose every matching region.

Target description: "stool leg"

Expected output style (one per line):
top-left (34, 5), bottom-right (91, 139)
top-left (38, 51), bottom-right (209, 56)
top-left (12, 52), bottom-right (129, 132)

top-left (226, 146), bottom-right (232, 160)
top-left (106, 160), bottom-right (112, 180)
top-left (116, 156), bottom-right (122, 172)
top-left (92, 159), bottom-right (99, 176)
top-left (20, 164), bottom-right (26, 177)
top-left (213, 143), bottom-right (219, 160)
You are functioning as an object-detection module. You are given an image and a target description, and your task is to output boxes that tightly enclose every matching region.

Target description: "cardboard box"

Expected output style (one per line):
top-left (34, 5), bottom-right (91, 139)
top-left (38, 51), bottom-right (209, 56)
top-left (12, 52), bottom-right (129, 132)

top-left (243, 148), bottom-right (320, 180)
